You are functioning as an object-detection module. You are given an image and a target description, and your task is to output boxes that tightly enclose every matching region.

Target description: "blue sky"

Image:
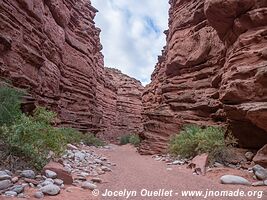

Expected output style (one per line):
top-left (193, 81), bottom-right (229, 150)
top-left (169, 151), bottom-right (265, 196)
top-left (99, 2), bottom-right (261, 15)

top-left (91, 0), bottom-right (169, 85)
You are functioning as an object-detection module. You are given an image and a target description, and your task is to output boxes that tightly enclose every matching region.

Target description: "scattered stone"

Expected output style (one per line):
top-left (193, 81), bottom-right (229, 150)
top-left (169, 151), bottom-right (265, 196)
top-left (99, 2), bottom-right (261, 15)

top-left (67, 144), bottom-right (78, 150)
top-left (21, 170), bottom-right (35, 179)
top-left (91, 177), bottom-right (102, 183)
top-left (228, 164), bottom-right (238, 169)
top-left (29, 183), bottom-right (35, 188)
top-left (54, 179), bottom-right (64, 186)
top-left (81, 181), bottom-right (97, 190)
top-left (214, 162), bottom-right (224, 168)
top-left (11, 177), bottom-right (19, 183)
top-left (38, 179), bottom-right (54, 187)
top-left (245, 152), bottom-right (254, 161)
top-left (80, 172), bottom-right (89, 177)
top-left (75, 151), bottom-right (85, 160)
top-left (4, 170), bottom-right (12, 176)
top-left (220, 175), bottom-right (251, 186)
top-left (45, 170), bottom-right (57, 179)
top-left (17, 193), bottom-right (27, 198)
top-left (94, 159), bottom-right (103, 164)
top-left (252, 181), bottom-right (265, 187)
top-left (252, 165), bottom-right (267, 180)
top-left (43, 162), bottom-right (73, 184)
top-left (40, 184), bottom-right (60, 195)
top-left (188, 153), bottom-right (208, 175)
top-left (101, 166), bottom-right (112, 172)
top-left (9, 185), bottom-right (24, 193)
top-left (0, 171), bottom-right (11, 181)
top-left (253, 144), bottom-right (267, 168)
top-left (0, 179), bottom-right (12, 190)
top-left (172, 160), bottom-right (185, 165)
top-left (100, 157), bottom-right (107, 161)
top-left (4, 191), bottom-right (17, 197)
top-left (34, 191), bottom-right (44, 199)
top-left (24, 178), bottom-right (40, 185)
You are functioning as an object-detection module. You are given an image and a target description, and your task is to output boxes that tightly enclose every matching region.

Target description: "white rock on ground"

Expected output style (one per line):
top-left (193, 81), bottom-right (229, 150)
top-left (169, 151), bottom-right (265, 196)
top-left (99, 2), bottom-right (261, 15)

top-left (252, 165), bottom-right (267, 180)
top-left (0, 180), bottom-right (12, 190)
top-left (91, 177), bottom-right (102, 183)
top-left (252, 181), bottom-right (265, 187)
top-left (40, 184), bottom-right (60, 195)
top-left (45, 170), bottom-right (57, 179)
top-left (9, 184), bottom-right (24, 193)
top-left (4, 191), bottom-right (17, 197)
top-left (21, 170), bottom-right (35, 179)
top-left (0, 171), bottom-right (11, 181)
top-left (34, 191), bottom-right (45, 199)
top-left (38, 179), bottom-right (54, 188)
top-left (67, 144), bottom-right (78, 150)
top-left (81, 181), bottom-right (97, 190)
top-left (220, 175), bottom-right (251, 186)
top-left (245, 152), bottom-right (254, 161)
top-left (54, 179), bottom-right (64, 186)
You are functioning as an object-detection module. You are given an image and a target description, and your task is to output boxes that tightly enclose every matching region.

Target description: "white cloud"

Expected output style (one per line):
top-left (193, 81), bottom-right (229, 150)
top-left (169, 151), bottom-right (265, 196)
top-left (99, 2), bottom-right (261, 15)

top-left (91, 0), bottom-right (169, 86)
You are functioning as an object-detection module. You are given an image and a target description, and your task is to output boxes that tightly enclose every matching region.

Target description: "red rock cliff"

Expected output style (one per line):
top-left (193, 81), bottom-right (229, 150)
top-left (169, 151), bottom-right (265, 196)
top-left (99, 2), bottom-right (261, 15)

top-left (0, 0), bottom-right (143, 138)
top-left (141, 0), bottom-right (267, 154)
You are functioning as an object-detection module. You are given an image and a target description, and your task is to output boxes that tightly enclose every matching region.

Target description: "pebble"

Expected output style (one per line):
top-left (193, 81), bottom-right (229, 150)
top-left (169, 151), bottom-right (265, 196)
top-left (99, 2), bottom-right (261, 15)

top-left (0, 179), bottom-right (12, 190)
top-left (67, 144), bottom-right (78, 150)
top-left (81, 181), bottom-right (97, 190)
top-left (4, 191), bottom-right (17, 197)
top-left (40, 184), bottom-right (60, 195)
top-left (91, 177), bottom-right (102, 183)
top-left (214, 162), bottom-right (224, 168)
top-left (252, 181), bottom-right (265, 187)
top-left (45, 170), bottom-right (57, 179)
top-left (252, 165), bottom-right (267, 180)
top-left (17, 193), bottom-right (27, 198)
top-left (101, 166), bottom-right (112, 172)
top-left (220, 175), bottom-right (251, 186)
top-left (245, 152), bottom-right (254, 161)
top-left (75, 151), bottom-right (85, 160)
top-left (9, 184), bottom-right (24, 193)
top-left (5, 170), bottom-right (12, 176)
top-left (21, 170), bottom-right (35, 179)
top-left (12, 177), bottom-right (19, 183)
top-left (38, 179), bottom-right (54, 188)
top-left (34, 191), bottom-right (44, 199)
top-left (0, 171), bottom-right (11, 180)
top-left (54, 179), bottom-right (64, 186)
top-left (172, 160), bottom-right (185, 165)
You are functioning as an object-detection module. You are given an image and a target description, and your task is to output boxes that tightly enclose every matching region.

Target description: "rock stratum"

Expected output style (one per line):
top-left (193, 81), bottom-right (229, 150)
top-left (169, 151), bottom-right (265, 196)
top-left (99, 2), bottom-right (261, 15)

top-left (0, 0), bottom-right (143, 140)
top-left (141, 0), bottom-right (267, 154)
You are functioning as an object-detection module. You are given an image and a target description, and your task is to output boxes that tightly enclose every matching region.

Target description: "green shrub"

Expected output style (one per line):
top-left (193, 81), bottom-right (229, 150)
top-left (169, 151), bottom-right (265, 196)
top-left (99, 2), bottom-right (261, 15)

top-left (2, 109), bottom-right (67, 170)
top-left (129, 134), bottom-right (141, 146)
top-left (169, 125), bottom-right (238, 162)
top-left (120, 134), bottom-right (141, 146)
top-left (81, 133), bottom-right (105, 147)
top-left (0, 85), bottom-right (104, 170)
top-left (120, 134), bottom-right (131, 145)
top-left (0, 86), bottom-right (24, 126)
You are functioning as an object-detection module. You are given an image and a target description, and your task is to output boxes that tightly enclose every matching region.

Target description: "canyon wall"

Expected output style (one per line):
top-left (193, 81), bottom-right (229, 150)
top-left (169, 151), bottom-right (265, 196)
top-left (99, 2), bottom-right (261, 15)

top-left (0, 0), bottom-right (143, 139)
top-left (141, 0), bottom-right (267, 154)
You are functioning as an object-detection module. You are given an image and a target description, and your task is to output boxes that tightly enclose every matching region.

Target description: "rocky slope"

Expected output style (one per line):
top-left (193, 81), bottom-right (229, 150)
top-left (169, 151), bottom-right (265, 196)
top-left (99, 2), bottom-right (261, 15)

top-left (141, 0), bottom-right (267, 154)
top-left (0, 0), bottom-right (143, 139)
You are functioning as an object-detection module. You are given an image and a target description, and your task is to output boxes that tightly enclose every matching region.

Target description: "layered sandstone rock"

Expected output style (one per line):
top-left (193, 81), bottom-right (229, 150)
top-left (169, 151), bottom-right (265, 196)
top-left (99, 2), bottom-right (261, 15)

top-left (97, 68), bottom-right (143, 141)
top-left (0, 0), bottom-right (143, 138)
top-left (141, 0), bottom-right (267, 154)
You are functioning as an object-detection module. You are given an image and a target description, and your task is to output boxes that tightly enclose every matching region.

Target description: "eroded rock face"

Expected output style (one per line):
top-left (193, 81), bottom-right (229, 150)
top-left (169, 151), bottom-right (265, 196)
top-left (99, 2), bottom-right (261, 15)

top-left (0, 0), bottom-right (143, 138)
top-left (141, 0), bottom-right (267, 154)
